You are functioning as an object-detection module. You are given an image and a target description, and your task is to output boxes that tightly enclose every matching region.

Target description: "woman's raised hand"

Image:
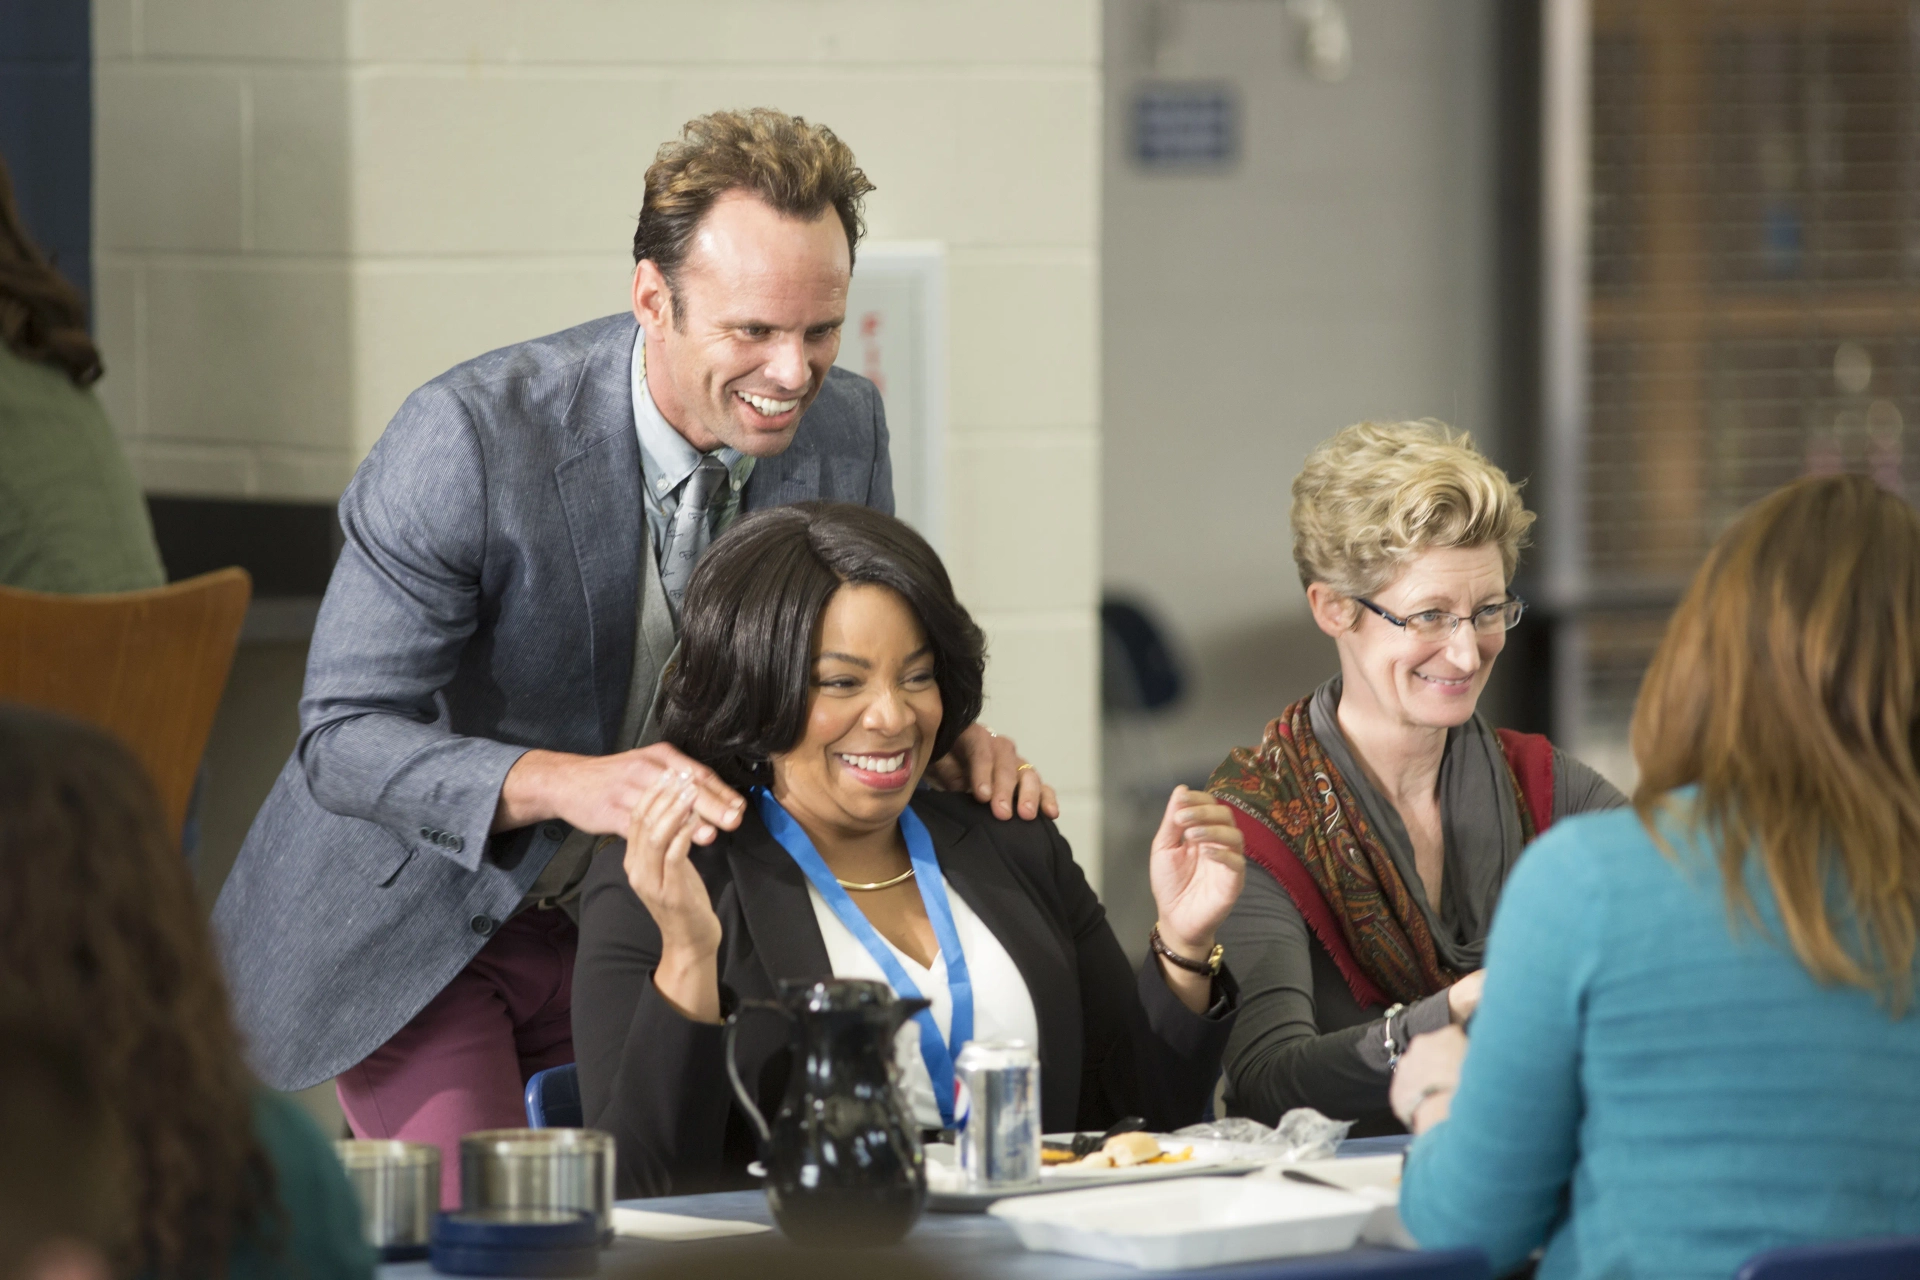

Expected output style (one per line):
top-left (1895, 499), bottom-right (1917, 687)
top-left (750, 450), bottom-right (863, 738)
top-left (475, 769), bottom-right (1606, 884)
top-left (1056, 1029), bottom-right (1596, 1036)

top-left (623, 771), bottom-right (724, 1022)
top-left (1147, 785), bottom-right (1247, 966)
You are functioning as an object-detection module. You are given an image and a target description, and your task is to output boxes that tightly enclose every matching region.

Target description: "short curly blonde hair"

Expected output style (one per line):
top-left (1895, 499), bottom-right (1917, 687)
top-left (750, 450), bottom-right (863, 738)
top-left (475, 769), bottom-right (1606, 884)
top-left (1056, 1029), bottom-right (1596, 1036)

top-left (1290, 420), bottom-right (1534, 597)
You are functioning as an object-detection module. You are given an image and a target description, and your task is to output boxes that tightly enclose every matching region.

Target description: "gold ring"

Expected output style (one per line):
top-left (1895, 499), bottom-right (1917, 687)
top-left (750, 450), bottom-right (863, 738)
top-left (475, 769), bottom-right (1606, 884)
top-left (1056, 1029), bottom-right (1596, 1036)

top-left (1016, 763), bottom-right (1034, 773)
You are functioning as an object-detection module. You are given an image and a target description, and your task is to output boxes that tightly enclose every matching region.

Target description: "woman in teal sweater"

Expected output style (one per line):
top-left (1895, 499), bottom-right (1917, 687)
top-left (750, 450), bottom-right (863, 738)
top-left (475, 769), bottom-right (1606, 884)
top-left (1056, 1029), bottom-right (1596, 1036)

top-left (1392, 473), bottom-right (1920, 1279)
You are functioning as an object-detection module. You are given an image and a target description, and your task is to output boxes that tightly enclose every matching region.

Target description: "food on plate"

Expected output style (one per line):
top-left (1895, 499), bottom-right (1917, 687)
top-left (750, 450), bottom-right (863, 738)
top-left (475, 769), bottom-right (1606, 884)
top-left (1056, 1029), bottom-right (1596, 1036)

top-left (1058, 1132), bottom-right (1196, 1171)
top-left (1106, 1131), bottom-right (1165, 1166)
top-left (1040, 1147), bottom-right (1080, 1166)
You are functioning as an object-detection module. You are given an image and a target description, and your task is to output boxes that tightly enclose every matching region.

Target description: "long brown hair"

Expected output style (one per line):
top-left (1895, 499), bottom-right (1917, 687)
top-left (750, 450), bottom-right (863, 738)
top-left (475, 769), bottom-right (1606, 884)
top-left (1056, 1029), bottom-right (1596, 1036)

top-left (1632, 474), bottom-right (1920, 1010)
top-left (0, 705), bottom-right (277, 1278)
top-left (0, 153), bottom-right (103, 385)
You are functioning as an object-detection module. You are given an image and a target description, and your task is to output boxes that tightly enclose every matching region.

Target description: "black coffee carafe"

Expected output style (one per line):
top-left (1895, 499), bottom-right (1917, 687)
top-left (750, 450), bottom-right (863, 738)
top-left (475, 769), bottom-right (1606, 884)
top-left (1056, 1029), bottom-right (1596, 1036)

top-left (725, 977), bottom-right (930, 1246)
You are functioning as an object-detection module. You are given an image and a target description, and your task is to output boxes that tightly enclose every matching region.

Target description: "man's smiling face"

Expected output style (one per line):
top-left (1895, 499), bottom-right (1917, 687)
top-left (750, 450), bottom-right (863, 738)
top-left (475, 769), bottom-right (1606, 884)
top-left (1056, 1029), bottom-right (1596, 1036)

top-left (632, 190), bottom-right (850, 457)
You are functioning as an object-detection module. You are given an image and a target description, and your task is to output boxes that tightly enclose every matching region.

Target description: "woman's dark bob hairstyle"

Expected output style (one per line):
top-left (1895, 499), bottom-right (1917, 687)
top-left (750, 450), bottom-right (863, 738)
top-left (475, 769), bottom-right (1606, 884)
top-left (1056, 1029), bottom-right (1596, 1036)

top-left (661, 502), bottom-right (986, 790)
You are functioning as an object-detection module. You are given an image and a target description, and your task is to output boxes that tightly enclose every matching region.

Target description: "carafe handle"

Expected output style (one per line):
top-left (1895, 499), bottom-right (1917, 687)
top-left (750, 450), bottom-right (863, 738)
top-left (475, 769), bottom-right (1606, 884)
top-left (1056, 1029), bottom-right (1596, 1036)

top-left (724, 998), bottom-right (787, 1146)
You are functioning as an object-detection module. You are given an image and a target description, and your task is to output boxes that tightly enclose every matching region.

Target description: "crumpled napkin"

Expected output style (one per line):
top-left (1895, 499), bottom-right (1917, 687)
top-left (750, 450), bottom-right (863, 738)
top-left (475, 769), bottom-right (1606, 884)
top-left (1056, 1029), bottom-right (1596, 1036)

top-left (610, 1207), bottom-right (771, 1241)
top-left (1173, 1107), bottom-right (1354, 1162)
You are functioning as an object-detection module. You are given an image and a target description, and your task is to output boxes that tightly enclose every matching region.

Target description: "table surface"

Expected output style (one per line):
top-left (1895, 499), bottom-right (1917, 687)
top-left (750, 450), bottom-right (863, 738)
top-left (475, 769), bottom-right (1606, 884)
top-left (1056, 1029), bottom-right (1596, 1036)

top-left (380, 1135), bottom-right (1421, 1279)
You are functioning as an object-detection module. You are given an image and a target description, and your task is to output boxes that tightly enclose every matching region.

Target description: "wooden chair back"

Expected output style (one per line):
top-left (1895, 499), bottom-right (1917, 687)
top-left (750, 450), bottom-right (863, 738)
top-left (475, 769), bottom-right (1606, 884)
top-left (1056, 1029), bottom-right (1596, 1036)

top-left (0, 568), bottom-right (253, 840)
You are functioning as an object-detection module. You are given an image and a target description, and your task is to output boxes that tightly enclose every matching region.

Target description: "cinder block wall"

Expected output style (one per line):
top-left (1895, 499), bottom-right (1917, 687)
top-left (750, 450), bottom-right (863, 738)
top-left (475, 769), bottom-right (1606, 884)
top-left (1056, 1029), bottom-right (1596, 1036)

top-left (92, 0), bottom-right (1104, 882)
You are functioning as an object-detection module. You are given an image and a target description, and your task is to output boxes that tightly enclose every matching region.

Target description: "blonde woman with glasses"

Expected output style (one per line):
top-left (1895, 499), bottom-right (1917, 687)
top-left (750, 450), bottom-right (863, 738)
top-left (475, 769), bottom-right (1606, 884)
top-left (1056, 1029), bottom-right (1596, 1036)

top-left (1208, 421), bottom-right (1624, 1131)
top-left (1393, 473), bottom-right (1920, 1277)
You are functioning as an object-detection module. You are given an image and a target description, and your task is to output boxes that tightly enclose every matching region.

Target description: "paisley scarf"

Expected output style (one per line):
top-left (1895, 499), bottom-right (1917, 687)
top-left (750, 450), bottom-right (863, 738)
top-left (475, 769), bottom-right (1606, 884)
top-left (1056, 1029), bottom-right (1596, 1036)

top-left (1208, 694), bottom-right (1543, 1007)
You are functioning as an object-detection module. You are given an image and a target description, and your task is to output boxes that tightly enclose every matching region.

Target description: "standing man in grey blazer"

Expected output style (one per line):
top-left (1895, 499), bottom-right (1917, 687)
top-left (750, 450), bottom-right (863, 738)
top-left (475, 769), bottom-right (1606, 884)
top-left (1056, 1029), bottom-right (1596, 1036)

top-left (213, 109), bottom-right (1055, 1204)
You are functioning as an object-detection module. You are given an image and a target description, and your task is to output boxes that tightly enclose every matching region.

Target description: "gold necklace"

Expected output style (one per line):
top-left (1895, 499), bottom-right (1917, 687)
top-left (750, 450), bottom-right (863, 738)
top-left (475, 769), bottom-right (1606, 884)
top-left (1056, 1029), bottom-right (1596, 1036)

top-left (835, 866), bottom-right (917, 892)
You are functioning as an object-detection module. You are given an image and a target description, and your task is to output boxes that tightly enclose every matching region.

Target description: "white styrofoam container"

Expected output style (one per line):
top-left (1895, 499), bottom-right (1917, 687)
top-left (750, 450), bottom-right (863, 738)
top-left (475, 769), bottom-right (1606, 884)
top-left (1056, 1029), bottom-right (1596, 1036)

top-left (987, 1176), bottom-right (1374, 1270)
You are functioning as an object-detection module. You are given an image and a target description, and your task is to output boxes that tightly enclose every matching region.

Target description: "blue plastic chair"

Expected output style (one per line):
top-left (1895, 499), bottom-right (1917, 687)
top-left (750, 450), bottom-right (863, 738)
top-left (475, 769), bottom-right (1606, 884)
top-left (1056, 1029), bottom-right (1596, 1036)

top-left (523, 1063), bottom-right (582, 1129)
top-left (1736, 1235), bottom-right (1920, 1280)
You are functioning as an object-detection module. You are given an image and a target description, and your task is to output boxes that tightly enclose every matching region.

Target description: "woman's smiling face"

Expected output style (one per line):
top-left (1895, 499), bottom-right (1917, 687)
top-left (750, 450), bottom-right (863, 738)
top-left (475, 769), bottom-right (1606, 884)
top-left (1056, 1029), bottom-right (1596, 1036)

top-left (769, 582), bottom-right (944, 839)
top-left (1329, 544), bottom-right (1509, 732)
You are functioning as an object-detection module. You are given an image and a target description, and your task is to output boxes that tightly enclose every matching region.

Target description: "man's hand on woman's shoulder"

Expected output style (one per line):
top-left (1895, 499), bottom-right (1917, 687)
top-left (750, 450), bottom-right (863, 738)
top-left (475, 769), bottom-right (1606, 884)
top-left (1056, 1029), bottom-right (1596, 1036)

top-left (923, 722), bottom-right (1059, 822)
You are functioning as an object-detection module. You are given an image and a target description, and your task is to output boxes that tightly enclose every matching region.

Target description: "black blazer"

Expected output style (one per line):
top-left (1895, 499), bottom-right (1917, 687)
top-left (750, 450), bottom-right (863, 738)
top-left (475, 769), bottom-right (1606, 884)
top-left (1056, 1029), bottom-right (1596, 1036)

top-left (572, 791), bottom-right (1238, 1198)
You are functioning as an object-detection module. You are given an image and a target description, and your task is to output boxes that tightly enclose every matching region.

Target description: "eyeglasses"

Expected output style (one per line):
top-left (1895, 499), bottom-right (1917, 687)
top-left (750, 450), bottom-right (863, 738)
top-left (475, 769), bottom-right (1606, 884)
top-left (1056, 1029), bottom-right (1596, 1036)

top-left (1352, 595), bottom-right (1527, 641)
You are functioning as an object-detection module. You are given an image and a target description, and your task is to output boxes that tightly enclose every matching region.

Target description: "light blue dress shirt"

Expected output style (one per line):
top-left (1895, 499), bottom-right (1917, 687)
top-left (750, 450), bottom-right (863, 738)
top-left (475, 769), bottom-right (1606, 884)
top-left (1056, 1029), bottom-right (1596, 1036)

top-left (629, 329), bottom-right (756, 561)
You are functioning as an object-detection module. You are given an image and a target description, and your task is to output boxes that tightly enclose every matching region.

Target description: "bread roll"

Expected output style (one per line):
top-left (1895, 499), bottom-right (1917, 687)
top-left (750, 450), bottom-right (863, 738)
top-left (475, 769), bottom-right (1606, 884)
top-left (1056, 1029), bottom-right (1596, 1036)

top-left (1104, 1131), bottom-right (1163, 1167)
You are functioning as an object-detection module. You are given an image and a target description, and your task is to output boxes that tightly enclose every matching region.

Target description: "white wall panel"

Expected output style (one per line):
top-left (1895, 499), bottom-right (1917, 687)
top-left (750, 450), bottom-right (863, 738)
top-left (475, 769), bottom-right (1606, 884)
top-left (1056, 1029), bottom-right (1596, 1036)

top-left (95, 70), bottom-right (246, 252)
top-left (350, 74), bottom-right (675, 255)
top-left (144, 263), bottom-right (352, 449)
top-left (350, 1), bottom-right (1097, 68)
top-left (949, 254), bottom-right (1098, 432)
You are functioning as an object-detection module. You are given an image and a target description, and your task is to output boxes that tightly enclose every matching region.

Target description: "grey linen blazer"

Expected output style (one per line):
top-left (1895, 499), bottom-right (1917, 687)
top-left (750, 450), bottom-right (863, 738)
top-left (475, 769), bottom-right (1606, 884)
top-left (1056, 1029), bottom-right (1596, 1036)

top-left (212, 312), bottom-right (892, 1091)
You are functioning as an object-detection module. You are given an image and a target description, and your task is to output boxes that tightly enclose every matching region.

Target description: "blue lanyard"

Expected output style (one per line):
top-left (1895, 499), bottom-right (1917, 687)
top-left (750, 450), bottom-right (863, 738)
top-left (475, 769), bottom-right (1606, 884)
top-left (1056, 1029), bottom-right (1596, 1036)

top-left (754, 789), bottom-right (974, 1128)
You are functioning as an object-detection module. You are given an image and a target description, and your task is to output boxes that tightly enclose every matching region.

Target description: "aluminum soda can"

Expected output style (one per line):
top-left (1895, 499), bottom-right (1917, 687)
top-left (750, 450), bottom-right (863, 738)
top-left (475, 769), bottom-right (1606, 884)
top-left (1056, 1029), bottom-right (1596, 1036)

top-left (954, 1039), bottom-right (1041, 1188)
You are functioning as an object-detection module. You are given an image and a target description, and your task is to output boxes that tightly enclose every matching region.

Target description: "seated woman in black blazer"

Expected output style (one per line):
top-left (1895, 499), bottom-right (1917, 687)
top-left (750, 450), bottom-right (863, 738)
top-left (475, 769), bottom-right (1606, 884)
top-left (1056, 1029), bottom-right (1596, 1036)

top-left (573, 502), bottom-right (1246, 1197)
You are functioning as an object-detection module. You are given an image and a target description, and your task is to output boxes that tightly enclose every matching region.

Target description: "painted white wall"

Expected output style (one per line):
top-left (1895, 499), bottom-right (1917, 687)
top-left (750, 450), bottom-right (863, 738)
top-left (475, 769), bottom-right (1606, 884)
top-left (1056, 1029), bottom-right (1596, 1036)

top-left (1102, 0), bottom-right (1498, 778)
top-left (92, 0), bottom-right (1104, 876)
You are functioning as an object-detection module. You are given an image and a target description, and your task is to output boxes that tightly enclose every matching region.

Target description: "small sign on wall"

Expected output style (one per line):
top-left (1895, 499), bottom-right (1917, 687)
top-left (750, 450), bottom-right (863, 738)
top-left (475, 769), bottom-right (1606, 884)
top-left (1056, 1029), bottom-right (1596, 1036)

top-left (836, 243), bottom-right (946, 549)
top-left (1131, 82), bottom-right (1240, 170)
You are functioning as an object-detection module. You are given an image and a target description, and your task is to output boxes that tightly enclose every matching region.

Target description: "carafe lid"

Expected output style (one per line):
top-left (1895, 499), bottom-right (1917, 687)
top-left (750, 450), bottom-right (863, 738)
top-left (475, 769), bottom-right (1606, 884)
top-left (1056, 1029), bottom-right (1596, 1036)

top-left (777, 976), bottom-right (901, 1014)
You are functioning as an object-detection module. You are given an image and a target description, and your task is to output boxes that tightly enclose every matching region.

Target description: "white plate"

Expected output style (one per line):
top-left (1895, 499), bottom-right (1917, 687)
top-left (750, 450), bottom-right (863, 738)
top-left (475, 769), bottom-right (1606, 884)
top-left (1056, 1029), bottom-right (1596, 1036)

top-left (1040, 1136), bottom-right (1256, 1184)
top-left (925, 1136), bottom-right (1272, 1212)
top-left (988, 1175), bottom-right (1374, 1270)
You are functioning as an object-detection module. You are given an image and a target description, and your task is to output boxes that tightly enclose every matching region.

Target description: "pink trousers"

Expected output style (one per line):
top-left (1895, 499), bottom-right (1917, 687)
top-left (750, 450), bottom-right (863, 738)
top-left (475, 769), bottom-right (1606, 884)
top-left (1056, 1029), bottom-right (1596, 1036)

top-left (336, 909), bottom-right (577, 1208)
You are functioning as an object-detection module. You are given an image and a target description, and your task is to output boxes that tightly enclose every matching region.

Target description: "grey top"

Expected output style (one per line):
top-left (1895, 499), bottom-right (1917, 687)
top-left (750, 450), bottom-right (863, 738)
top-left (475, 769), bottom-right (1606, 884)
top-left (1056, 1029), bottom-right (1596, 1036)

top-left (212, 314), bottom-right (892, 1091)
top-left (1218, 677), bottom-right (1625, 1130)
top-left (0, 343), bottom-right (166, 593)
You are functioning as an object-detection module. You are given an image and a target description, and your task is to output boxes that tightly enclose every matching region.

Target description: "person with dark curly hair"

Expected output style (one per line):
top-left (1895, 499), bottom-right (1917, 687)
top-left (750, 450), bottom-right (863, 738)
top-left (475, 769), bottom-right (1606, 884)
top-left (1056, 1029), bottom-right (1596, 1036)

top-left (0, 704), bottom-right (372, 1280)
top-left (0, 1021), bottom-right (123, 1280)
top-left (0, 155), bottom-right (164, 593)
top-left (571, 503), bottom-right (1247, 1197)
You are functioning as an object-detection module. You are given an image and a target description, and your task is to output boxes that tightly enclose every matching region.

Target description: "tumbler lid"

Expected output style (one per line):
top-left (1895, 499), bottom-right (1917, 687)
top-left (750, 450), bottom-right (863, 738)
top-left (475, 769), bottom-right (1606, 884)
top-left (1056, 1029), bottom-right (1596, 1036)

top-left (432, 1207), bottom-right (596, 1250)
top-left (429, 1209), bottom-right (598, 1277)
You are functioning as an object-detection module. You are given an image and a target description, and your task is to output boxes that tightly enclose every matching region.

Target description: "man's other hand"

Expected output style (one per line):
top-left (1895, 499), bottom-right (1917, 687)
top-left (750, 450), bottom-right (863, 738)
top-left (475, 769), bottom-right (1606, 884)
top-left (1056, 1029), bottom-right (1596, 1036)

top-left (493, 743), bottom-right (745, 840)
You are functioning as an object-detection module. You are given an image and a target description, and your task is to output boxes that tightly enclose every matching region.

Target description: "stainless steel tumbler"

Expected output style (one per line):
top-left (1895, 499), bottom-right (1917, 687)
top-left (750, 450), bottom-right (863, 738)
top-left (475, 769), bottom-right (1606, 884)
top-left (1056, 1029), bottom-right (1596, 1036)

top-left (334, 1139), bottom-right (440, 1259)
top-left (459, 1128), bottom-right (616, 1244)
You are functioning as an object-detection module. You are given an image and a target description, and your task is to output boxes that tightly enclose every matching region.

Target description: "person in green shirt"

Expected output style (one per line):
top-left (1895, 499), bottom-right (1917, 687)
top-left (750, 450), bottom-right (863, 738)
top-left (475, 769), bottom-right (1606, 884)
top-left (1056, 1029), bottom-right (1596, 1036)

top-left (0, 703), bottom-right (373, 1280)
top-left (0, 155), bottom-right (164, 593)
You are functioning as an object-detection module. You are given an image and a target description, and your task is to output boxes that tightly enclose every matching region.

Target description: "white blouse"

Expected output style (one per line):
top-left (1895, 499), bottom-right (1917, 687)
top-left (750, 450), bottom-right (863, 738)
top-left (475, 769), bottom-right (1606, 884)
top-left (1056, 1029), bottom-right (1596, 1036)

top-left (805, 876), bottom-right (1040, 1131)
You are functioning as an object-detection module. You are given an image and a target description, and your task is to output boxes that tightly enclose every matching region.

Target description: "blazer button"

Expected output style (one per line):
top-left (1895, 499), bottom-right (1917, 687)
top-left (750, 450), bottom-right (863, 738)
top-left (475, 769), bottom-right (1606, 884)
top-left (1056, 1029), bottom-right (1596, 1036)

top-left (540, 821), bottom-right (566, 842)
top-left (419, 826), bottom-right (436, 842)
top-left (470, 914), bottom-right (497, 937)
top-left (446, 834), bottom-right (465, 853)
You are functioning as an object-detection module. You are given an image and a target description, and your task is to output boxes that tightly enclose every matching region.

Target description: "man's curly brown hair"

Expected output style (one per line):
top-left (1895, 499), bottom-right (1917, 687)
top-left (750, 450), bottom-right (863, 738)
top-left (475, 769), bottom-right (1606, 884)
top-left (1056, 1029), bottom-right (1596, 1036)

top-left (632, 107), bottom-right (875, 319)
top-left (0, 705), bottom-right (280, 1279)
